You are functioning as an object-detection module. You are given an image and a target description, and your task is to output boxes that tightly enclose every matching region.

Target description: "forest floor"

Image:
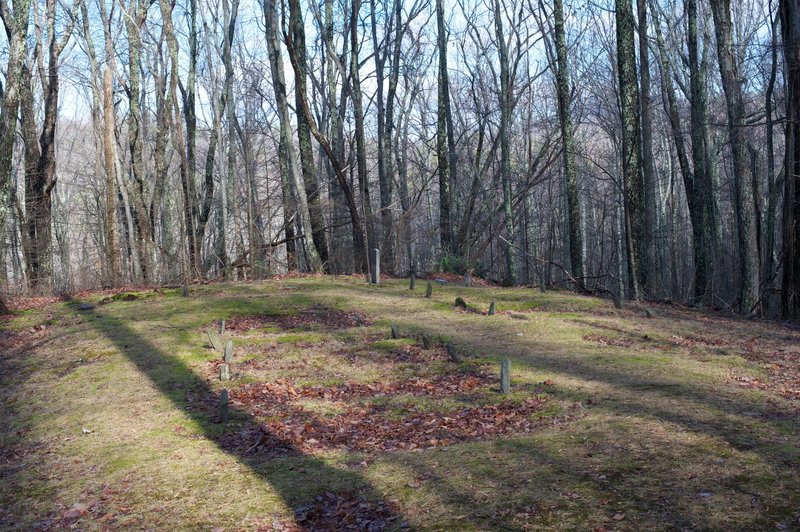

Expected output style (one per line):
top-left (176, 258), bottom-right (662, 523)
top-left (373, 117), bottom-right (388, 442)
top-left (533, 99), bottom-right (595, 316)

top-left (1, 276), bottom-right (799, 530)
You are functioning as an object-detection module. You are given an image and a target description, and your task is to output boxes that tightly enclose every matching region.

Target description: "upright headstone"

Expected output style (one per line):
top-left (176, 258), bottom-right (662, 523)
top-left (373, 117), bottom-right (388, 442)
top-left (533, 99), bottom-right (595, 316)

top-left (219, 319), bottom-right (226, 335)
top-left (446, 343), bottom-right (462, 363)
top-left (391, 323), bottom-right (399, 339)
top-left (500, 358), bottom-right (511, 394)
top-left (220, 363), bottom-right (230, 381)
top-left (464, 271), bottom-right (472, 287)
top-left (409, 273), bottom-right (415, 290)
top-left (421, 335), bottom-right (432, 349)
top-left (181, 282), bottom-right (189, 297)
top-left (223, 339), bottom-right (234, 363)
top-left (371, 248), bottom-right (381, 285)
top-left (425, 282), bottom-right (433, 299)
top-left (455, 297), bottom-right (467, 309)
top-left (220, 388), bottom-right (229, 422)
top-left (488, 301), bottom-right (496, 316)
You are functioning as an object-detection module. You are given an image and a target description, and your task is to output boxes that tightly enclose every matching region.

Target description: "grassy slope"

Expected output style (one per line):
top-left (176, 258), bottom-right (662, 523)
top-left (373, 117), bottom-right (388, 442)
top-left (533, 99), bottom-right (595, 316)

top-left (1, 277), bottom-right (799, 530)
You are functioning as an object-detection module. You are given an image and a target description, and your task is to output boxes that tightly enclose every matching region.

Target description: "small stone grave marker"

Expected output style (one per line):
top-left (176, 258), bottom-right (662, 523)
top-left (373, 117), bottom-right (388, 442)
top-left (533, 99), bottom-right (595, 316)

top-left (488, 301), bottom-right (496, 316)
top-left (207, 330), bottom-right (223, 351)
top-left (500, 358), bottom-right (511, 394)
top-left (446, 343), bottom-right (462, 363)
top-left (454, 297), bottom-right (467, 309)
top-left (220, 363), bottom-right (230, 381)
top-left (425, 282), bottom-right (432, 299)
top-left (370, 248), bottom-right (381, 285)
top-left (464, 271), bottom-right (472, 287)
top-left (391, 323), bottom-right (399, 339)
top-left (181, 282), bottom-right (189, 297)
top-left (223, 339), bottom-right (233, 363)
top-left (220, 388), bottom-right (229, 422)
top-left (421, 335), bottom-right (432, 349)
top-left (219, 319), bottom-right (226, 335)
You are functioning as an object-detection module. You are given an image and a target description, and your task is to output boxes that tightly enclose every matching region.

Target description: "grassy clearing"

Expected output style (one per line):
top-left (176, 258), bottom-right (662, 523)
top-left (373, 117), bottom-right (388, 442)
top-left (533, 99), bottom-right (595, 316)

top-left (1, 277), bottom-right (799, 530)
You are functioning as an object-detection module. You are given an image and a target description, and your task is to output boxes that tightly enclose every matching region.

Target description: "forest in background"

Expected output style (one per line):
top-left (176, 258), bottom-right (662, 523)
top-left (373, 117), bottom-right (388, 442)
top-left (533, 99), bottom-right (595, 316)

top-left (0, 0), bottom-right (799, 321)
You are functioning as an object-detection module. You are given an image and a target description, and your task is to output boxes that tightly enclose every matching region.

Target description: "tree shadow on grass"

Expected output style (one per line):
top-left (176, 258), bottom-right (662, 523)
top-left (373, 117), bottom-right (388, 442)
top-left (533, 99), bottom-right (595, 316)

top-left (326, 284), bottom-right (800, 456)
top-left (58, 300), bottom-right (408, 529)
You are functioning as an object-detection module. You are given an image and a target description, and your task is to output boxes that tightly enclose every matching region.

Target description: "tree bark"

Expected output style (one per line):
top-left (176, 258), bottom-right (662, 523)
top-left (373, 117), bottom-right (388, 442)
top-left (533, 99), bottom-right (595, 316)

top-left (710, 0), bottom-right (760, 314)
top-left (0, 0), bottom-right (31, 245)
top-left (494, 0), bottom-right (515, 285)
top-left (268, 0), bottom-right (323, 272)
top-left (292, 1), bottom-right (328, 268)
top-left (781, 0), bottom-right (800, 319)
top-left (637, 0), bottom-right (655, 295)
top-left (615, 0), bottom-right (642, 300)
top-left (350, 0), bottom-right (376, 271)
top-left (435, 0), bottom-right (453, 257)
top-left (553, 0), bottom-right (583, 289)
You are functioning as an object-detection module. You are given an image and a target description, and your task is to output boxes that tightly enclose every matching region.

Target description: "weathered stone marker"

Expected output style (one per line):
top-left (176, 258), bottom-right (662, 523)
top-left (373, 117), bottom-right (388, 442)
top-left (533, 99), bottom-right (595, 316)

top-left (500, 358), bottom-right (511, 394)
top-left (223, 339), bottom-right (234, 363)
top-left (446, 343), bottom-right (462, 363)
top-left (455, 297), bottom-right (467, 309)
top-left (409, 273), bottom-right (415, 290)
top-left (208, 330), bottom-right (223, 351)
top-left (220, 363), bottom-right (230, 381)
top-left (464, 271), bottom-right (472, 287)
top-left (219, 319), bottom-right (226, 335)
top-left (220, 388), bottom-right (229, 422)
top-left (425, 282), bottom-right (432, 299)
top-left (391, 323), bottom-right (399, 339)
top-left (644, 307), bottom-right (656, 319)
top-left (370, 248), bottom-right (381, 285)
top-left (421, 335), bottom-right (432, 349)
top-left (181, 282), bottom-right (189, 297)
top-left (488, 301), bottom-right (496, 316)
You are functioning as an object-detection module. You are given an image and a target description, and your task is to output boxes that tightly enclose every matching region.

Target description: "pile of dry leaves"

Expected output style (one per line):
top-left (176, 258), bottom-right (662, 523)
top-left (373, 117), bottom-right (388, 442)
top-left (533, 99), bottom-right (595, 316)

top-left (223, 305), bottom-right (373, 331)
top-left (223, 384), bottom-right (547, 455)
top-left (272, 492), bottom-right (402, 531)
top-left (582, 334), bottom-right (634, 348)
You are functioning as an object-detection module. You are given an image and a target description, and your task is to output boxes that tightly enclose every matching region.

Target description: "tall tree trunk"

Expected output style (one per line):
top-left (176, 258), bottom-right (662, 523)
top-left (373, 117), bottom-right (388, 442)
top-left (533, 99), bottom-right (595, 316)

top-left (184, 0), bottom-right (200, 276)
top-left (494, 0), bottom-right (515, 285)
top-left (350, 0), bottom-right (376, 271)
top-left (267, 0), bottom-right (322, 272)
top-left (553, 0), bottom-right (583, 289)
top-left (781, 0), bottom-right (800, 320)
top-left (435, 0), bottom-right (453, 256)
top-left (122, 0), bottom-right (151, 282)
top-left (19, 0), bottom-right (70, 290)
top-left (370, 0), bottom-right (395, 274)
top-left (103, 66), bottom-right (120, 286)
top-left (278, 135), bottom-right (298, 271)
top-left (637, 0), bottom-right (655, 296)
top-left (764, 4), bottom-right (779, 314)
top-left (615, 0), bottom-right (642, 300)
top-left (0, 0), bottom-right (31, 248)
top-left (281, 0), bottom-right (366, 273)
top-left (686, 0), bottom-right (714, 303)
top-left (710, 0), bottom-right (760, 314)
top-left (323, 0), bottom-right (350, 272)
top-left (292, 1), bottom-right (328, 268)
